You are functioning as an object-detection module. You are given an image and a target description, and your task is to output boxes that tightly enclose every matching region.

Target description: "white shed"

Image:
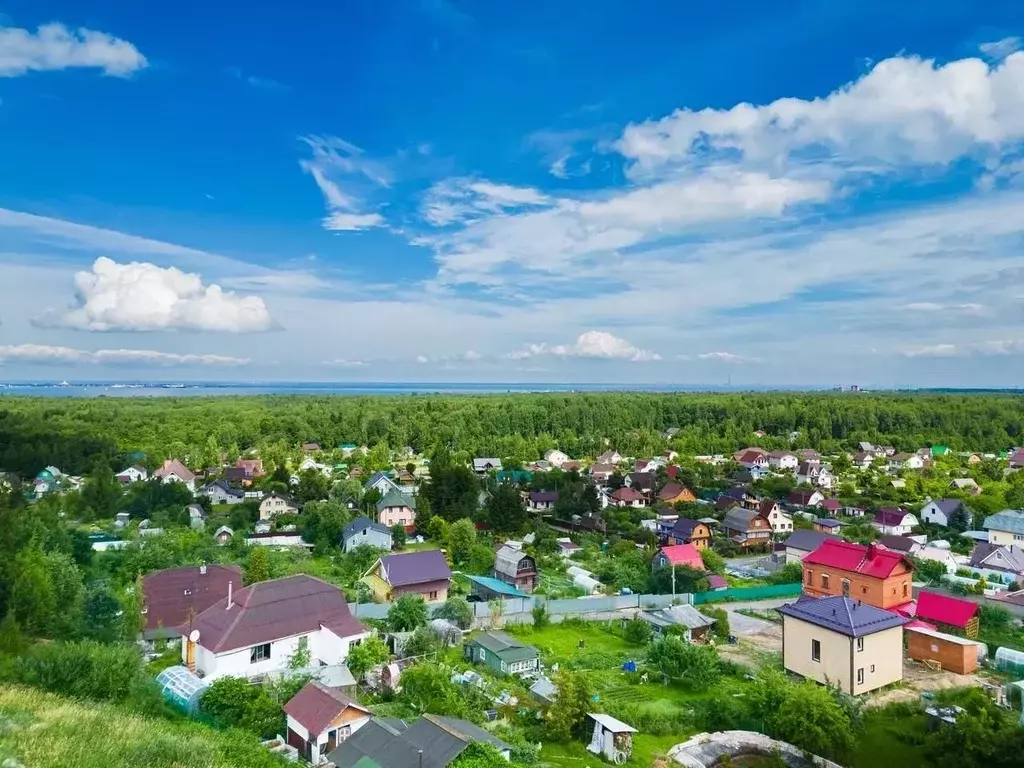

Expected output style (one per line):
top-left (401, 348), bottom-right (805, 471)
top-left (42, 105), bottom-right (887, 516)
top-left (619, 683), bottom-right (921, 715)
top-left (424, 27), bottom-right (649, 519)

top-left (586, 713), bottom-right (636, 764)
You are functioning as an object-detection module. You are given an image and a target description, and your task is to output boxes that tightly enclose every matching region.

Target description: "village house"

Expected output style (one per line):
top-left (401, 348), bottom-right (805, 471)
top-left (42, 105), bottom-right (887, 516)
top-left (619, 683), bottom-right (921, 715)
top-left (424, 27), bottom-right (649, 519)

top-left (364, 471), bottom-right (400, 498)
top-left (589, 463), bottom-right (616, 483)
top-left (653, 543), bottom-right (704, 572)
top-left (259, 492), bottom-right (300, 520)
top-left (284, 681), bottom-right (371, 764)
top-left (154, 459), bottom-right (196, 492)
top-left (657, 483), bottom-right (697, 504)
top-left (556, 538), bottom-right (581, 558)
top-left (719, 486), bottom-right (760, 510)
top-left (914, 544), bottom-right (961, 574)
top-left (783, 530), bottom-right (840, 563)
top-left (610, 486), bottom-right (647, 508)
top-left (969, 542), bottom-right (1024, 581)
top-left (528, 491), bottom-right (558, 511)
top-left (633, 458), bottom-right (658, 474)
top-left (787, 488), bottom-right (824, 508)
top-left (182, 575), bottom-right (369, 681)
top-left (735, 449), bottom-right (769, 470)
top-left (464, 631), bottom-right (539, 676)
top-left (920, 499), bottom-right (971, 528)
top-left (779, 595), bottom-right (908, 695)
top-left (597, 450), bottom-right (623, 465)
top-left (326, 715), bottom-right (512, 768)
top-left (814, 518), bottom-right (845, 535)
top-left (116, 465), bottom-right (148, 485)
top-left (801, 540), bottom-right (914, 609)
top-left (298, 456), bottom-right (332, 476)
top-left (759, 499), bottom-right (793, 534)
top-left (214, 526), bottom-right (234, 545)
top-left (361, 550), bottom-right (451, 603)
top-left (949, 477), bottom-right (981, 495)
top-left (340, 516), bottom-right (393, 553)
top-left (889, 452), bottom-right (925, 471)
top-left (472, 458), bottom-right (502, 474)
top-left (982, 509), bottom-right (1024, 545)
top-left (667, 517), bottom-right (712, 550)
top-left (795, 462), bottom-right (833, 489)
top-left (201, 480), bottom-right (245, 505)
top-left (872, 508), bottom-right (919, 536)
top-left (852, 451), bottom-right (874, 469)
top-left (376, 489), bottom-right (416, 532)
top-left (142, 564), bottom-right (241, 641)
top-left (543, 449), bottom-right (569, 467)
top-left (819, 498), bottom-right (842, 516)
top-left (639, 604), bottom-right (716, 642)
top-left (624, 472), bottom-right (656, 494)
top-left (493, 542), bottom-right (538, 593)
top-left (913, 591), bottom-right (980, 638)
top-left (722, 507), bottom-right (772, 549)
top-left (560, 460), bottom-right (581, 472)
top-left (768, 451), bottom-right (799, 470)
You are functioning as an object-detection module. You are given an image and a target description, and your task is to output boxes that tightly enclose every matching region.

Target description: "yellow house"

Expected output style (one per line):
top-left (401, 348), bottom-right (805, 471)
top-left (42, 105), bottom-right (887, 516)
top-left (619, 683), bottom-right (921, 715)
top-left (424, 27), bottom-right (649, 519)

top-left (778, 596), bottom-right (908, 695)
top-left (984, 509), bottom-right (1024, 546)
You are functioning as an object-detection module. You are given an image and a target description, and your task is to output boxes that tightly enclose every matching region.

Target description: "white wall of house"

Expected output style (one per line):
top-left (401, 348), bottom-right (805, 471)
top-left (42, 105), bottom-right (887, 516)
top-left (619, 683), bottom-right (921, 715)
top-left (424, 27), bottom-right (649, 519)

top-left (919, 502), bottom-right (950, 527)
top-left (287, 713), bottom-right (371, 765)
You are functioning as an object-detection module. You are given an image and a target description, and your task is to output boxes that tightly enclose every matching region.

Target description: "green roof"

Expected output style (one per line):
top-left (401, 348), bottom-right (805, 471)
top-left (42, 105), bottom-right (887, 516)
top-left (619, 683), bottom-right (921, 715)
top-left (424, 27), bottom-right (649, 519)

top-left (496, 470), bottom-right (532, 482)
top-left (376, 488), bottom-right (416, 512)
top-left (469, 631), bottom-right (538, 662)
top-left (466, 575), bottom-right (527, 598)
top-left (931, 445), bottom-right (950, 456)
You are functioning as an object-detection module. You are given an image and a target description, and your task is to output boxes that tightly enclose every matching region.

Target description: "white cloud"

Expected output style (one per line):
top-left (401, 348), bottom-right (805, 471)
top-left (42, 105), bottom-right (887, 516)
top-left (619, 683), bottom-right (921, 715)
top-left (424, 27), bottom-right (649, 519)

top-left (980, 36), bottom-right (1022, 61)
top-left (903, 339), bottom-right (1024, 358)
top-left (37, 257), bottom-right (273, 332)
top-left (618, 52), bottom-right (1024, 177)
top-left (300, 135), bottom-right (391, 232)
top-left (900, 302), bottom-right (984, 313)
top-left (0, 344), bottom-right (248, 366)
top-left (323, 358), bottom-right (369, 367)
top-left (695, 352), bottom-right (758, 363)
top-left (415, 355), bottom-right (429, 364)
top-left (0, 22), bottom-right (147, 77)
top-left (509, 331), bottom-right (661, 362)
top-left (422, 178), bottom-right (550, 226)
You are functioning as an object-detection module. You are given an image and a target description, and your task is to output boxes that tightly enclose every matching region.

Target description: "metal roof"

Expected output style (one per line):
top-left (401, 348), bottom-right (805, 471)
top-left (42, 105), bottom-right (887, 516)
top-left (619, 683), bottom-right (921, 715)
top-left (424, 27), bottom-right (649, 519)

top-left (466, 574), bottom-right (527, 598)
top-left (588, 713), bottom-right (637, 733)
top-left (343, 516), bottom-right (392, 541)
top-left (983, 509), bottom-right (1024, 535)
top-left (284, 681), bottom-right (369, 736)
top-left (379, 550), bottom-right (451, 587)
top-left (779, 595), bottom-right (908, 637)
top-left (494, 544), bottom-right (532, 578)
top-left (327, 715), bottom-right (509, 768)
top-left (468, 631), bottom-right (538, 662)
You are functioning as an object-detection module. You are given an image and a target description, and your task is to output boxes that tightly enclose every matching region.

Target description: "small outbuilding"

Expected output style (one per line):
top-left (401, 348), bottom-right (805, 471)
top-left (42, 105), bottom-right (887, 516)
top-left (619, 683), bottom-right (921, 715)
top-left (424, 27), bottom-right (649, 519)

top-left (467, 574), bottom-right (528, 601)
top-left (905, 625), bottom-right (980, 675)
top-left (639, 605), bottom-right (717, 642)
top-left (586, 713), bottom-right (636, 764)
top-left (914, 591), bottom-right (980, 638)
top-left (464, 631), bottom-right (539, 676)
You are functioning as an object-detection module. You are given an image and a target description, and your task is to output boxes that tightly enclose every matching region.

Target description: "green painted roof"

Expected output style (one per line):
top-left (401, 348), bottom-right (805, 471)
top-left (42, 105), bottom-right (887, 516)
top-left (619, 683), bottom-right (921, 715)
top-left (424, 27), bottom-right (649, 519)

top-left (468, 631), bottom-right (538, 662)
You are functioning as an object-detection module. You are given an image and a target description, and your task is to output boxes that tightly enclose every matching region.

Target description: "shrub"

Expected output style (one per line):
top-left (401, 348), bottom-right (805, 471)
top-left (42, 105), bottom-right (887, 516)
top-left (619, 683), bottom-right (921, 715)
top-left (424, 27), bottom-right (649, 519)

top-left (531, 602), bottom-right (550, 629)
top-left (702, 607), bottom-right (730, 642)
top-left (622, 618), bottom-right (653, 645)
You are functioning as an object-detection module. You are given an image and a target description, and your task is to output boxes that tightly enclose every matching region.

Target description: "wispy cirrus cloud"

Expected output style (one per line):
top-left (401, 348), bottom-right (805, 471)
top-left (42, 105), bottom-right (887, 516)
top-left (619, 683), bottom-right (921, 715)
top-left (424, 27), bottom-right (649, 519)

top-left (0, 344), bottom-right (248, 366)
top-left (323, 358), bottom-right (369, 367)
top-left (904, 339), bottom-right (1024, 358)
top-left (980, 36), bottom-right (1022, 61)
top-left (299, 135), bottom-right (391, 231)
top-left (0, 22), bottom-right (147, 77)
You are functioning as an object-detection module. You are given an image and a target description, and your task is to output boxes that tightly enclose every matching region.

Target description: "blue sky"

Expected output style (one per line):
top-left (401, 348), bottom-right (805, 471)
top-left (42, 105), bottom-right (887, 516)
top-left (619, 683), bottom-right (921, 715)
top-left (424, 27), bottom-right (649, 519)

top-left (2, 0), bottom-right (1024, 385)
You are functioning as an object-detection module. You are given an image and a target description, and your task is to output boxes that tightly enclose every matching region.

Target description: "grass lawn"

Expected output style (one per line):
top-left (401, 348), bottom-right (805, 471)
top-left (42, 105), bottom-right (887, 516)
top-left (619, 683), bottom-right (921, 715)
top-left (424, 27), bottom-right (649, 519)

top-left (0, 685), bottom-right (283, 768)
top-left (402, 541), bottom-right (442, 553)
top-left (848, 709), bottom-right (930, 768)
top-left (540, 733), bottom-right (681, 768)
top-left (505, 622), bottom-right (634, 661)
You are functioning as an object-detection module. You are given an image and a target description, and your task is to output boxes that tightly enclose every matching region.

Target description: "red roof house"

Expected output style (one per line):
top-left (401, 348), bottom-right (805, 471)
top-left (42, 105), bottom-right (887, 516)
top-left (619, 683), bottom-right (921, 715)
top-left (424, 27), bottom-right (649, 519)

top-left (284, 681), bottom-right (371, 764)
top-left (914, 591), bottom-right (980, 637)
top-left (801, 540), bottom-right (914, 609)
top-left (653, 544), bottom-right (704, 570)
top-left (141, 564), bottom-right (241, 640)
top-left (610, 486), bottom-right (647, 506)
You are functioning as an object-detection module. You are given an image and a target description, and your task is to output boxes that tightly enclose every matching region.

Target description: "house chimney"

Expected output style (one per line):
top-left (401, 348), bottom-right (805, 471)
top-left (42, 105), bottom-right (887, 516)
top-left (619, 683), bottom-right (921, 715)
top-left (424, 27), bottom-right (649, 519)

top-left (200, 564), bottom-right (207, 576)
top-left (866, 543), bottom-right (876, 559)
top-left (419, 750), bottom-right (423, 768)
top-left (227, 581), bottom-right (233, 610)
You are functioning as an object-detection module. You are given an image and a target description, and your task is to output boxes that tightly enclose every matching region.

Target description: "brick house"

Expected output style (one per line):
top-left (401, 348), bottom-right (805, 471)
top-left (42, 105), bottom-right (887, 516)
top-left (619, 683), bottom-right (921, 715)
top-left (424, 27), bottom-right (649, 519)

top-left (801, 540), bottom-right (914, 610)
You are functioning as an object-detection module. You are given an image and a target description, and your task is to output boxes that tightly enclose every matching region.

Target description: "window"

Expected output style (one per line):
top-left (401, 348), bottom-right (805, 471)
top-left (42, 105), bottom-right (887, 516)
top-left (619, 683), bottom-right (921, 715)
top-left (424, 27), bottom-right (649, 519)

top-left (870, 664), bottom-right (875, 672)
top-left (856, 637), bottom-right (864, 652)
top-left (429, 590), bottom-right (438, 600)
top-left (856, 668), bottom-right (864, 685)
top-left (861, 585), bottom-right (868, 594)
top-left (841, 579), bottom-right (851, 597)
top-left (806, 570), bottom-right (813, 585)
top-left (903, 582), bottom-right (909, 598)
top-left (821, 574), bottom-right (830, 589)
top-left (811, 639), bottom-right (821, 662)
top-left (250, 643), bottom-right (271, 664)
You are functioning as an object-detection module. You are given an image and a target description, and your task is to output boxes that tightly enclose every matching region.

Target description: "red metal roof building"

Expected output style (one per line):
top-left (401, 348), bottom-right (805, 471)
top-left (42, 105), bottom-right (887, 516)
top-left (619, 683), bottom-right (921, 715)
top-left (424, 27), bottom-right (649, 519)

top-left (141, 564), bottom-right (241, 640)
top-left (801, 540), bottom-right (914, 609)
top-left (913, 591), bottom-right (981, 637)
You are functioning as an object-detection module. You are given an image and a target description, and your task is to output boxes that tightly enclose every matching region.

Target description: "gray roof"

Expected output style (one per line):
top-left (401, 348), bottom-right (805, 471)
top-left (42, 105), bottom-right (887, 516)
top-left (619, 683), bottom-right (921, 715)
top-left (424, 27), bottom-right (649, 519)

top-left (969, 542), bottom-right (1024, 572)
top-left (377, 488), bottom-right (417, 513)
top-left (342, 516), bottom-right (392, 541)
top-left (530, 676), bottom-right (557, 702)
top-left (327, 715), bottom-right (510, 768)
top-left (643, 604), bottom-right (716, 630)
top-left (929, 499), bottom-right (964, 515)
top-left (473, 458), bottom-right (502, 471)
top-left (783, 529), bottom-right (839, 553)
top-left (379, 550), bottom-right (451, 587)
top-left (468, 630), bottom-right (538, 662)
top-left (983, 509), bottom-right (1024, 535)
top-left (494, 544), bottom-right (532, 578)
top-left (722, 507), bottom-right (759, 532)
top-left (779, 596), bottom-right (908, 637)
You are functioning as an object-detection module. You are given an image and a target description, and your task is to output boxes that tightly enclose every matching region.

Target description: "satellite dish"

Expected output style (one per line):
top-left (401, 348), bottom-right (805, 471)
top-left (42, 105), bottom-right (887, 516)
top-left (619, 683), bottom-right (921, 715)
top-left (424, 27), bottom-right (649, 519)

top-left (189, 629), bottom-right (200, 643)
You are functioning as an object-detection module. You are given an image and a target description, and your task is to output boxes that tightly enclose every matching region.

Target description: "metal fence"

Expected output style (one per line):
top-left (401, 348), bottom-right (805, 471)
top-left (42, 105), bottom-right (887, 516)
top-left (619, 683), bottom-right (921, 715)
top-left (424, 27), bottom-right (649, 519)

top-left (692, 583), bottom-right (802, 604)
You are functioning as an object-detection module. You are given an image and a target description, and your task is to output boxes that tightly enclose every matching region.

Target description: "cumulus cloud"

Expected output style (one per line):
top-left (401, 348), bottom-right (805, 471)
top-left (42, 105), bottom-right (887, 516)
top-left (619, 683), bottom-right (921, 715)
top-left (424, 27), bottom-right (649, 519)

top-left (36, 257), bottom-right (273, 332)
top-left (0, 344), bottom-right (248, 366)
top-left (508, 331), bottom-right (661, 362)
top-left (415, 355), bottom-right (429, 364)
top-left (618, 52), bottom-right (1024, 177)
top-left (0, 22), bottom-right (147, 77)
top-left (422, 178), bottom-right (550, 226)
top-left (300, 135), bottom-right (391, 231)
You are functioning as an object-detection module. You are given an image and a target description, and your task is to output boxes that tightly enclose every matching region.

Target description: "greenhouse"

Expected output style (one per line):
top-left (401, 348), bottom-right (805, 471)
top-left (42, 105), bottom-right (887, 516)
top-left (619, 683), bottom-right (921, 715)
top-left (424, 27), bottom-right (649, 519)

top-left (156, 665), bottom-right (209, 713)
top-left (995, 647), bottom-right (1024, 677)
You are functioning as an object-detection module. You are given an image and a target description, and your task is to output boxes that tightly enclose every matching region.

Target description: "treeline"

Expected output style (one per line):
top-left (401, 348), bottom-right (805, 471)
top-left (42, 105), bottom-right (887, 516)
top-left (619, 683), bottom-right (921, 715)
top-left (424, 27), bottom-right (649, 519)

top-left (2, 392), bottom-right (1024, 477)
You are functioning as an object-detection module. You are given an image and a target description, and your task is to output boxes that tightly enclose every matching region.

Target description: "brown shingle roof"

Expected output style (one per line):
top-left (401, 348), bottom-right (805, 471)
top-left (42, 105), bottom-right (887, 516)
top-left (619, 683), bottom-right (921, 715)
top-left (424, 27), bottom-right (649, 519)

top-left (190, 574), bottom-right (366, 653)
top-left (142, 564), bottom-right (241, 633)
top-left (284, 681), bottom-right (369, 736)
top-left (154, 458), bottom-right (196, 483)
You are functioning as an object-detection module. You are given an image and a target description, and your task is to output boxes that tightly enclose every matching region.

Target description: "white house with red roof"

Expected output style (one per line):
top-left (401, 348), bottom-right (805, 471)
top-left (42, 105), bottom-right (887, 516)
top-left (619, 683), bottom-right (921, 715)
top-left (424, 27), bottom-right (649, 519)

top-left (182, 574), bottom-right (369, 681)
top-left (652, 544), bottom-right (704, 571)
top-left (767, 451), bottom-right (798, 470)
top-left (735, 448), bottom-right (769, 469)
top-left (872, 508), bottom-right (919, 536)
top-left (610, 486), bottom-right (647, 508)
top-left (284, 681), bottom-right (371, 764)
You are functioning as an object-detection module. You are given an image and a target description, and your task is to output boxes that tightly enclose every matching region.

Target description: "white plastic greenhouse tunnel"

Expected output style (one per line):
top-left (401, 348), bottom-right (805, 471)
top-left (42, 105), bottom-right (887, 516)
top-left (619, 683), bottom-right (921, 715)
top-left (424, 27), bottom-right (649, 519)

top-left (995, 647), bottom-right (1024, 677)
top-left (156, 665), bottom-right (209, 714)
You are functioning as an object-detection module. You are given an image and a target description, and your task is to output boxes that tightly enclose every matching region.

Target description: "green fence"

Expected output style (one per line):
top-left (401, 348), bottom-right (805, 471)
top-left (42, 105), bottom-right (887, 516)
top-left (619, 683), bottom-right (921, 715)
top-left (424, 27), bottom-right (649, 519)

top-left (693, 583), bottom-right (802, 604)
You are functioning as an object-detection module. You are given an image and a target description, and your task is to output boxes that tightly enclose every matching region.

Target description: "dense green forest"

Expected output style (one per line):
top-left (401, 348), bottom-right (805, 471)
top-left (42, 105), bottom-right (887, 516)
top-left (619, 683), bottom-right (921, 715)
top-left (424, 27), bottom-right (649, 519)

top-left (1, 392), bottom-right (1023, 477)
